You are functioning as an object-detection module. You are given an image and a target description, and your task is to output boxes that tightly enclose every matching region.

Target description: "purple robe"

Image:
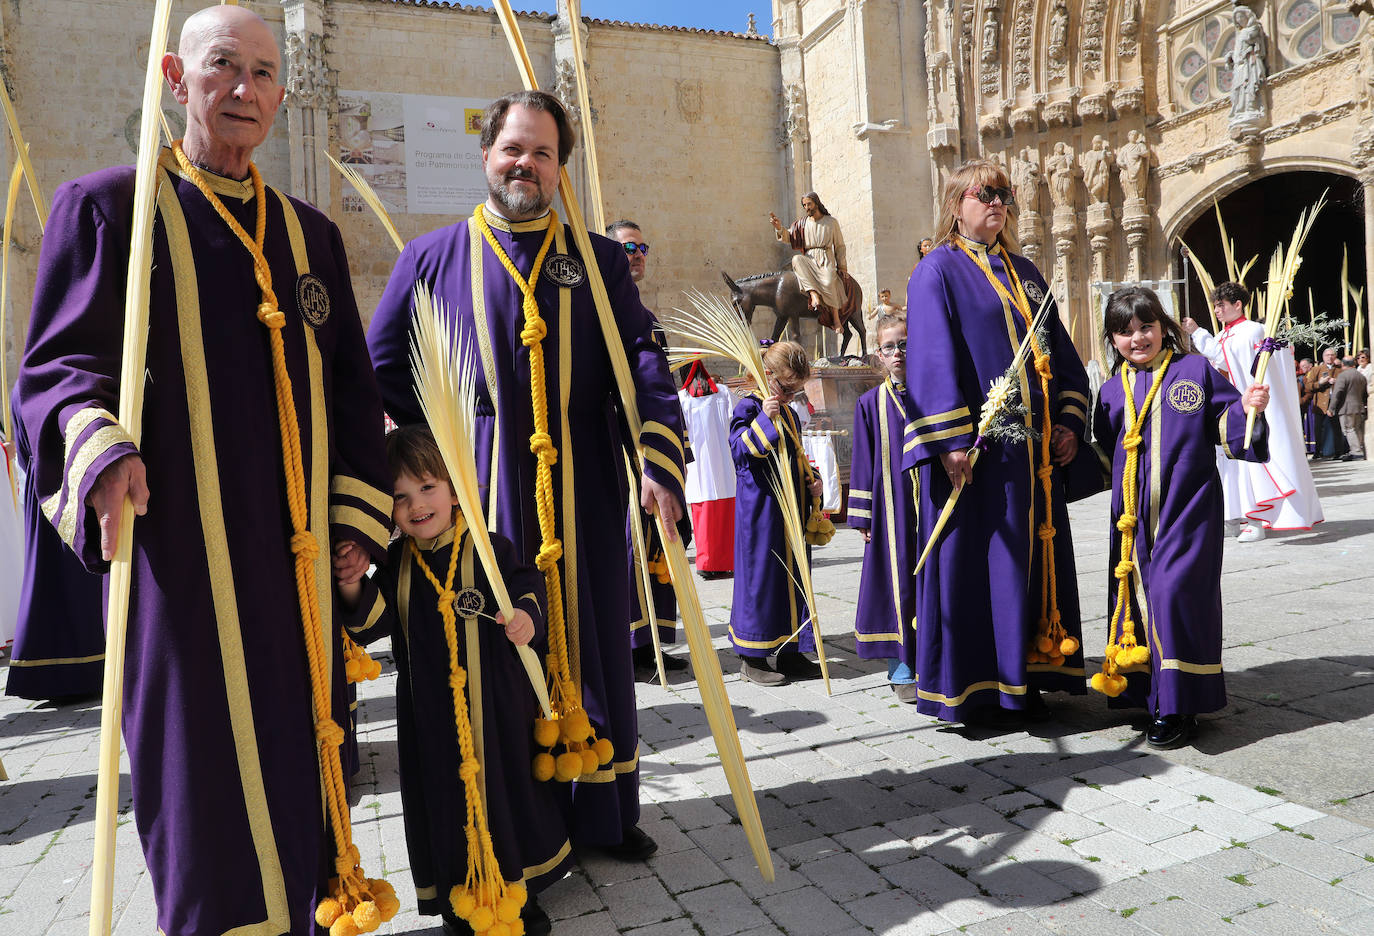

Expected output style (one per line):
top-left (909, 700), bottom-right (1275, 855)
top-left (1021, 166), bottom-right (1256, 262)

top-left (627, 514), bottom-right (679, 650)
top-left (344, 521), bottom-right (574, 913)
top-left (15, 151), bottom-right (393, 936)
top-left (727, 392), bottom-right (813, 656)
top-left (901, 240), bottom-right (1089, 721)
top-left (367, 212), bottom-right (686, 847)
top-left (848, 380), bottom-right (917, 670)
top-left (1093, 353), bottom-right (1268, 716)
top-left (5, 400), bottom-right (105, 700)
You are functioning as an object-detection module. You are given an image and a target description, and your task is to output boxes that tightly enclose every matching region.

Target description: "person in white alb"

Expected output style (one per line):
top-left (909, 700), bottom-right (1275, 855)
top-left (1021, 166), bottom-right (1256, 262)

top-left (1184, 281), bottom-right (1323, 541)
top-left (678, 360), bottom-right (737, 580)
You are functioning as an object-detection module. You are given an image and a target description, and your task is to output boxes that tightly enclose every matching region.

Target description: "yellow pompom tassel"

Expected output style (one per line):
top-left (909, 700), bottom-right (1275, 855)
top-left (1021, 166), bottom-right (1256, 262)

top-left (1036, 634), bottom-right (1054, 654)
top-left (376, 892), bottom-right (401, 919)
top-left (316, 898), bottom-right (344, 928)
top-left (364, 657), bottom-right (383, 680)
top-left (1059, 636), bottom-right (1080, 656)
top-left (352, 901), bottom-right (382, 933)
top-left (533, 718), bottom-right (559, 748)
top-left (1048, 653), bottom-right (1065, 667)
top-left (532, 752), bottom-right (556, 781)
top-left (555, 751), bottom-right (583, 782)
top-left (452, 888), bottom-right (478, 920)
top-left (1103, 644), bottom-right (1120, 663)
top-left (559, 708), bottom-right (592, 744)
top-left (579, 748), bottom-right (600, 775)
top-left (510, 920), bottom-right (526, 936)
top-left (490, 924), bottom-right (512, 936)
top-left (593, 737), bottom-right (614, 766)
top-left (469, 905), bottom-right (496, 933)
top-left (345, 658), bottom-right (362, 682)
top-left (1128, 645), bottom-right (1150, 665)
top-left (496, 896), bottom-right (523, 924)
top-left (330, 914), bottom-right (360, 936)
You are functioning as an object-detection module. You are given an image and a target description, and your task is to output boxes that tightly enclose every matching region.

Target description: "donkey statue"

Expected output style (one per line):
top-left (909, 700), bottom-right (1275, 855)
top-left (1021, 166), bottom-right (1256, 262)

top-left (721, 270), bottom-right (867, 359)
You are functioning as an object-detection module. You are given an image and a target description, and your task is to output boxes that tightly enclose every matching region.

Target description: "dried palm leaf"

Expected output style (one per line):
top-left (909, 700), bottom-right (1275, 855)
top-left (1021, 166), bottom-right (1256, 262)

top-left (324, 149), bottom-right (405, 253)
top-left (1, 161), bottom-right (22, 509)
top-left (408, 281), bottom-right (552, 719)
top-left (0, 80), bottom-right (46, 231)
top-left (490, 0), bottom-right (773, 883)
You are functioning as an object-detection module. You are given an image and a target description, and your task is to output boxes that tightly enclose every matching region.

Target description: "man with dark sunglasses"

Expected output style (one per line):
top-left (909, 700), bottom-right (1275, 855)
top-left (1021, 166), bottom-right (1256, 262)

top-left (607, 218), bottom-right (649, 284)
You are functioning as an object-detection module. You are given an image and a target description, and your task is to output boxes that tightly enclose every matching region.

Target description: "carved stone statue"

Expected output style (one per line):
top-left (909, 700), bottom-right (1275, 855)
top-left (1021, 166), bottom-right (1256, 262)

top-left (1117, 130), bottom-right (1152, 202)
top-left (1048, 0), bottom-right (1069, 57)
top-left (1080, 135), bottom-right (1113, 206)
top-left (1045, 141), bottom-right (1076, 211)
top-left (784, 83), bottom-right (809, 144)
top-left (981, 9), bottom-right (999, 64)
top-left (1010, 147), bottom-right (1040, 208)
top-left (1227, 5), bottom-right (1268, 119)
top-left (1122, 0), bottom-right (1141, 35)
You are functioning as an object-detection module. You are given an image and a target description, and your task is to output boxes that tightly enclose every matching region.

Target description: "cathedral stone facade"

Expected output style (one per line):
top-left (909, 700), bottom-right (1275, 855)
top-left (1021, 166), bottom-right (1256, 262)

top-left (2, 0), bottom-right (1373, 379)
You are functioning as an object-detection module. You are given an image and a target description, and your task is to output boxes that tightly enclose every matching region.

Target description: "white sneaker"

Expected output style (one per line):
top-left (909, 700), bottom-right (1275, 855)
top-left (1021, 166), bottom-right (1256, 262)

top-left (1236, 524), bottom-right (1266, 543)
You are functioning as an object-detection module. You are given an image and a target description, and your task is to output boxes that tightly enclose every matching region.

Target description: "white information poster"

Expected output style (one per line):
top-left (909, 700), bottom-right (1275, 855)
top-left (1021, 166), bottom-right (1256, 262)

top-left (337, 90), bottom-right (491, 216)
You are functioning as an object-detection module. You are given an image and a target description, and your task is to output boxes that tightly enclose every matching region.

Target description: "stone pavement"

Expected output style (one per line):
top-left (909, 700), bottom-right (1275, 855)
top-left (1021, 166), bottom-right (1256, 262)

top-left (2, 458), bottom-right (1373, 935)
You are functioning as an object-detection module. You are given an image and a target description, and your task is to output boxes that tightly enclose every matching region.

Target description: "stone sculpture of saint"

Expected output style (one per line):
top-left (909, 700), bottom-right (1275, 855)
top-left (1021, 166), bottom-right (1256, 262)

top-left (1049, 0), bottom-right (1069, 56)
top-left (1011, 147), bottom-right (1040, 210)
top-left (1080, 136), bottom-right (1113, 206)
top-left (1227, 5), bottom-right (1267, 119)
top-left (1045, 141), bottom-right (1076, 211)
top-left (1117, 130), bottom-right (1151, 202)
top-left (982, 9), bottom-right (999, 64)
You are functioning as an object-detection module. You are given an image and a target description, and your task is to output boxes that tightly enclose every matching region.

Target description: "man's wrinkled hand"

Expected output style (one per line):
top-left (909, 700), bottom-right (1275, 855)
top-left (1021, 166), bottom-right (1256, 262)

top-left (1051, 425), bottom-right (1078, 465)
top-left (88, 453), bottom-right (149, 561)
top-left (640, 474), bottom-right (684, 542)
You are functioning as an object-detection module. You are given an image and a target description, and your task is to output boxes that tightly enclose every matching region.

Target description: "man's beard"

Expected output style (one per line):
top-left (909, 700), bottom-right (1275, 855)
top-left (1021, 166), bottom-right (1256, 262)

top-left (489, 168), bottom-right (552, 218)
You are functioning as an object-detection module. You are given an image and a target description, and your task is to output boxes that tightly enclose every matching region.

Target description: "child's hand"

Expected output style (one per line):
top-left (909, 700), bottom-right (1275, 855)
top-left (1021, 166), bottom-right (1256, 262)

top-left (499, 608), bottom-right (535, 646)
top-left (1244, 383), bottom-right (1270, 412)
top-left (332, 540), bottom-right (369, 585)
top-left (762, 395), bottom-right (782, 420)
top-left (808, 477), bottom-right (823, 497)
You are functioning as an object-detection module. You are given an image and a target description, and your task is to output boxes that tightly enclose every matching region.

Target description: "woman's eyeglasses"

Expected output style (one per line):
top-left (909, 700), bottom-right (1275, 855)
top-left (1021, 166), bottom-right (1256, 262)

top-left (962, 185), bottom-right (1016, 207)
top-left (621, 242), bottom-right (650, 256)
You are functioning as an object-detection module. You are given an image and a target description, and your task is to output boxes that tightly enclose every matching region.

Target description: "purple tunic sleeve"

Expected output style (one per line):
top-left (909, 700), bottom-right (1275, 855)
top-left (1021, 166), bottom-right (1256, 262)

top-left (1206, 355), bottom-right (1270, 462)
top-left (900, 258), bottom-right (975, 468)
top-left (367, 241), bottom-right (425, 426)
top-left (15, 175), bottom-right (139, 570)
top-left (847, 390), bottom-right (876, 531)
top-left (729, 394), bottom-right (782, 461)
top-left (323, 223), bottom-right (393, 561)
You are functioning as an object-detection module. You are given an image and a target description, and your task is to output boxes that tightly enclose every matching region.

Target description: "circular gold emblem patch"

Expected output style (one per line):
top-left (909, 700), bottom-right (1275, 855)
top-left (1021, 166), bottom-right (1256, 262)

top-left (454, 587), bottom-right (486, 620)
top-left (542, 253), bottom-right (586, 288)
top-left (1167, 379), bottom-right (1205, 415)
top-left (296, 273), bottom-right (331, 328)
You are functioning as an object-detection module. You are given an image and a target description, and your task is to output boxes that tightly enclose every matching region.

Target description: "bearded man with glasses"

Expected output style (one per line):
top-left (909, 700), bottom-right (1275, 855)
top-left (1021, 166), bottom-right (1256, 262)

top-left (899, 159), bottom-right (1091, 727)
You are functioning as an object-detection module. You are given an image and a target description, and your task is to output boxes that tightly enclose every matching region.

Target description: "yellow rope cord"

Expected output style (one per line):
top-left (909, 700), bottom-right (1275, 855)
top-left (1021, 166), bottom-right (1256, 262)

top-left (1091, 352), bottom-right (1172, 697)
top-left (772, 400), bottom-right (833, 546)
top-left (955, 241), bottom-right (1075, 662)
top-left (408, 535), bottom-right (527, 932)
top-left (471, 205), bottom-right (609, 783)
top-left (170, 143), bottom-right (396, 934)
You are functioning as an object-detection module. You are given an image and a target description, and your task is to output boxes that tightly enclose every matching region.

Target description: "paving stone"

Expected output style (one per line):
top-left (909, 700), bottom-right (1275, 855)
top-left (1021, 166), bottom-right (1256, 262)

top-left (1253, 801), bottom-right (1329, 828)
top-left (1246, 864), bottom-right (1372, 922)
top-left (598, 875), bottom-right (682, 930)
top-left (833, 824), bottom-right (918, 868)
top-left (623, 917), bottom-right (700, 936)
top-left (842, 888), bottom-right (949, 936)
top-left (1081, 800), bottom-right (1191, 844)
top-left (648, 847), bottom-right (729, 894)
top-left (993, 829), bottom-right (1084, 873)
top-left (759, 883), bottom-right (859, 936)
top-left (1297, 816), bottom-right (1374, 845)
top-left (1248, 830), bottom-right (1372, 880)
top-left (1164, 800), bottom-right (1282, 844)
top-left (1026, 777), bottom-right (1121, 815)
top-left (1005, 807), bottom-right (1105, 844)
top-left (1077, 874), bottom-right (1164, 911)
top-left (1228, 902), bottom-right (1351, 935)
top-left (540, 872), bottom-right (603, 921)
top-left (1192, 843), bottom-right (1279, 877)
top-left (1122, 897), bottom-right (1241, 935)
top-left (958, 910), bottom-right (1066, 935)
top-left (1176, 774), bottom-right (1288, 813)
top-left (1067, 830), bottom-right (1175, 873)
top-left (797, 851), bottom-right (889, 902)
top-left (551, 910), bottom-right (622, 936)
top-left (1138, 862), bottom-right (1266, 916)
top-left (1025, 895), bottom-right (1146, 935)
top-left (676, 882), bottom-right (771, 936)
top-left (776, 835), bottom-right (843, 865)
top-left (879, 855), bottom-right (980, 907)
top-left (716, 855), bottom-right (810, 899)
top-left (1150, 829), bottom-right (1230, 861)
top-left (967, 858), bottom-right (1073, 906)
top-left (578, 849), bottom-right (654, 888)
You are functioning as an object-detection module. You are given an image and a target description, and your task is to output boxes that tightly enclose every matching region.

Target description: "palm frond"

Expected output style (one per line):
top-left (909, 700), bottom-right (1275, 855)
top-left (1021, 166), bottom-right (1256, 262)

top-left (762, 454), bottom-right (831, 695)
top-left (324, 149), bottom-right (405, 253)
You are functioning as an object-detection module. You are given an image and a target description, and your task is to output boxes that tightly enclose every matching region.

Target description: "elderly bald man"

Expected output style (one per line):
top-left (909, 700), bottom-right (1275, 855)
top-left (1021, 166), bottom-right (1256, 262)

top-left (13, 6), bottom-right (391, 934)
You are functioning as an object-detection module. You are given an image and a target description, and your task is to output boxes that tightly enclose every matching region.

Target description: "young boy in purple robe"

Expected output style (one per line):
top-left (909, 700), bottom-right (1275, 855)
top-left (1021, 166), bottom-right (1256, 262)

top-left (849, 314), bottom-right (919, 703)
top-left (729, 341), bottom-right (825, 686)
top-left (338, 427), bottom-right (572, 936)
top-left (1092, 287), bottom-right (1270, 749)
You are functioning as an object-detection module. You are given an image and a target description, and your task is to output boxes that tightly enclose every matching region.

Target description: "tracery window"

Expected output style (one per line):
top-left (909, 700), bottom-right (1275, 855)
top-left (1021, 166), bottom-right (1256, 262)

top-left (1274, 0), bottom-right (1360, 66)
top-left (1171, 1), bottom-right (1361, 112)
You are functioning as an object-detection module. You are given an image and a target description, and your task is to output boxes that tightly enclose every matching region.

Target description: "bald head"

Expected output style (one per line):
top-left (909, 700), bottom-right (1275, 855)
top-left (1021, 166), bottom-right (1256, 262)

top-left (163, 5), bottom-right (285, 178)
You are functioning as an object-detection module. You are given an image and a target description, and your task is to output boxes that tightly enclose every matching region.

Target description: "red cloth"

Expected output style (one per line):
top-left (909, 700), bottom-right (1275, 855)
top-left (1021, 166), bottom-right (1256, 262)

top-left (691, 498), bottom-right (735, 571)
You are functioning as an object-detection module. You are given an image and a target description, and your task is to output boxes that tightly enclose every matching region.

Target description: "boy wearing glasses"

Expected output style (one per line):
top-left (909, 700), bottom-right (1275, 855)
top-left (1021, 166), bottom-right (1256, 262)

top-left (848, 315), bottom-right (919, 703)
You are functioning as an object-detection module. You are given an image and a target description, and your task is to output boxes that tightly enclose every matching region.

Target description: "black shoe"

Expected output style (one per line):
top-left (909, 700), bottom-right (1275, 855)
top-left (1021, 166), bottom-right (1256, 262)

top-left (698, 569), bottom-right (733, 580)
top-left (740, 657), bottom-right (787, 686)
top-left (633, 645), bottom-right (688, 673)
top-left (774, 652), bottom-right (822, 680)
top-left (600, 824), bottom-right (659, 861)
top-left (1023, 689), bottom-right (1053, 723)
top-left (1340, 454), bottom-right (1356, 462)
top-left (1146, 714), bottom-right (1198, 749)
top-left (442, 912), bottom-right (474, 936)
top-left (892, 682), bottom-right (919, 704)
top-left (521, 895), bottom-right (551, 936)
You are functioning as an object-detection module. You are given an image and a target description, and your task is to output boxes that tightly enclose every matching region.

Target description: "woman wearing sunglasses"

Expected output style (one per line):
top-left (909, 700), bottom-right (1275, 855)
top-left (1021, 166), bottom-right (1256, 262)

top-left (899, 159), bottom-right (1092, 726)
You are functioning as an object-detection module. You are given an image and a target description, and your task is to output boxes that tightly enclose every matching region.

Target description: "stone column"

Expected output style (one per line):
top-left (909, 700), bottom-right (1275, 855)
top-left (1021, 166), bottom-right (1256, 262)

top-left (1086, 203), bottom-right (1112, 284)
top-left (282, 0), bottom-right (332, 210)
top-left (552, 3), bottom-right (592, 221)
top-left (1364, 170), bottom-right (1374, 354)
top-left (1121, 199), bottom-right (1149, 282)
